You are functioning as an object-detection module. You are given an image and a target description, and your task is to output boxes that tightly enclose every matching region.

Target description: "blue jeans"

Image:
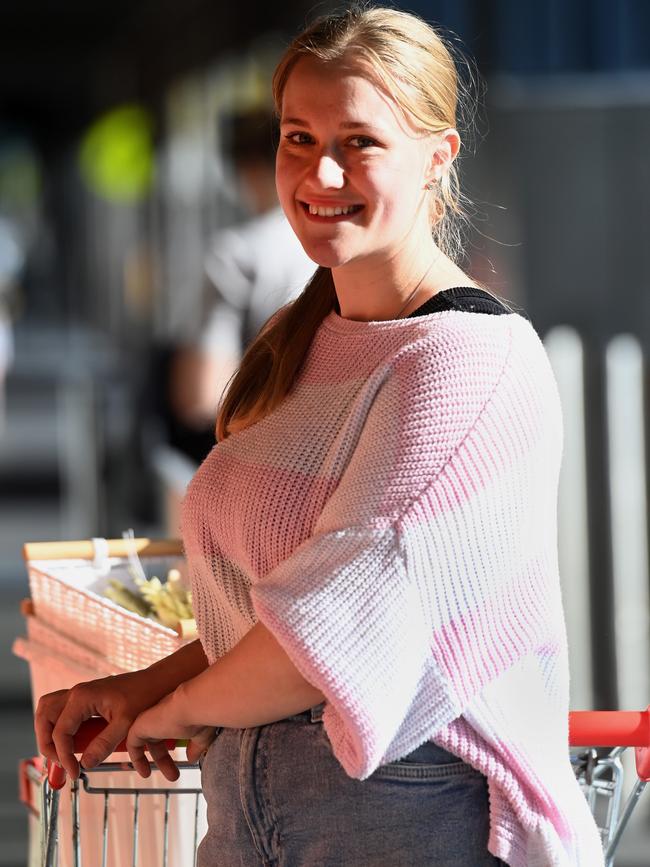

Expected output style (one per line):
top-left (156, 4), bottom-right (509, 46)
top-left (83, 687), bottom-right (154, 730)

top-left (198, 704), bottom-right (505, 866)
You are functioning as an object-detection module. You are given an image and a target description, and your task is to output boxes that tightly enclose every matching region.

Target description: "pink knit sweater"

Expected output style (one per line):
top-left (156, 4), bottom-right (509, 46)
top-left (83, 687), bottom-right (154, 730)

top-left (181, 308), bottom-right (604, 867)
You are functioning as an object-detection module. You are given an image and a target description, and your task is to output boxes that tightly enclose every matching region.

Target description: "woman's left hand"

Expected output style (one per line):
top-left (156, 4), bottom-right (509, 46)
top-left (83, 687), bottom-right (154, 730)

top-left (126, 688), bottom-right (218, 780)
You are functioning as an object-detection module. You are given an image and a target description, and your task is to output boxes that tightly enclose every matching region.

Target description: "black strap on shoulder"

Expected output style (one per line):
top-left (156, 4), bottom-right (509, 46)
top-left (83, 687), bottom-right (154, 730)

top-left (408, 286), bottom-right (513, 318)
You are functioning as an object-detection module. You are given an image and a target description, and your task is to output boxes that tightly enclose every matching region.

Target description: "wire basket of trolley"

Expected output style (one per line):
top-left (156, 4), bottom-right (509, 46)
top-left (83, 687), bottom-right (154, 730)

top-left (20, 717), bottom-right (205, 867)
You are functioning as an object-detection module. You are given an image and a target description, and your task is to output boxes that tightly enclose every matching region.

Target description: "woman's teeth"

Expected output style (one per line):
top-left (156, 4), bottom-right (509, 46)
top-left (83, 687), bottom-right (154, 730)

top-left (307, 204), bottom-right (361, 217)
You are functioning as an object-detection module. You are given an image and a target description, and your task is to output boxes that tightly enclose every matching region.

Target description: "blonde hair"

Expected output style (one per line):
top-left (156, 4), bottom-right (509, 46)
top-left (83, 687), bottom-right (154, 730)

top-left (217, 4), bottom-right (482, 440)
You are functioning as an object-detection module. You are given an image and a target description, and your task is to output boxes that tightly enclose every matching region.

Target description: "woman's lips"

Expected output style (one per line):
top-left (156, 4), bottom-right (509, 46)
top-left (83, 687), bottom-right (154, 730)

top-left (299, 201), bottom-right (365, 222)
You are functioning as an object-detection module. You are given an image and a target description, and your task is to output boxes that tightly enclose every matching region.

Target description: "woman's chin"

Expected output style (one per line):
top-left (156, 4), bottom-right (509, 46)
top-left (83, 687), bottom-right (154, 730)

top-left (299, 241), bottom-right (359, 271)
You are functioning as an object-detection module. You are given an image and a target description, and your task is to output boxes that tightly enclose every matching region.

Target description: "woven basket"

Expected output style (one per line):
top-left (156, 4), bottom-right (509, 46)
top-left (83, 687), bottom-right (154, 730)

top-left (23, 538), bottom-right (193, 673)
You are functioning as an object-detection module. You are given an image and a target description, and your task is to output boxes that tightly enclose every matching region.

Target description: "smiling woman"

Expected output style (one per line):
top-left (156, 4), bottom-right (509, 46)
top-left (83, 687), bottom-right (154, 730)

top-left (192, 6), bottom-right (602, 866)
top-left (35, 6), bottom-right (604, 867)
top-left (215, 5), bottom-right (485, 440)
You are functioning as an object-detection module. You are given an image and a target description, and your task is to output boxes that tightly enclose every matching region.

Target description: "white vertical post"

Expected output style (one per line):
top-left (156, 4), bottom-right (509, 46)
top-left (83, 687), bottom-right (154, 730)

top-left (545, 326), bottom-right (593, 709)
top-left (605, 334), bottom-right (650, 710)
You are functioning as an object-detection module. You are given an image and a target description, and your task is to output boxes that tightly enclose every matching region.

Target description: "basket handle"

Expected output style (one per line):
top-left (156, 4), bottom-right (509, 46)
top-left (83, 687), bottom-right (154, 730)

top-left (47, 717), bottom-right (179, 790)
top-left (569, 708), bottom-right (650, 747)
top-left (23, 538), bottom-right (184, 562)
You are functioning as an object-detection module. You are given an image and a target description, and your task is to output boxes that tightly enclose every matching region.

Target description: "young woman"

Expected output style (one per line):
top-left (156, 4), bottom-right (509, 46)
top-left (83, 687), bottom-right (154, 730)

top-left (35, 7), bottom-right (604, 865)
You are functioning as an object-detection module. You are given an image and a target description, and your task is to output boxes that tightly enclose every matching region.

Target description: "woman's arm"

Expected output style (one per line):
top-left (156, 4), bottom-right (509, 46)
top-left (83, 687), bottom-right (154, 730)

top-left (145, 637), bottom-right (209, 693)
top-left (126, 622), bottom-right (325, 776)
top-left (176, 622), bottom-right (325, 727)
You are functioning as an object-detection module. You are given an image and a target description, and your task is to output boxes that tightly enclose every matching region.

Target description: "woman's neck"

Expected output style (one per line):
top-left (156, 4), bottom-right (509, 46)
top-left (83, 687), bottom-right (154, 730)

top-left (332, 244), bottom-right (478, 322)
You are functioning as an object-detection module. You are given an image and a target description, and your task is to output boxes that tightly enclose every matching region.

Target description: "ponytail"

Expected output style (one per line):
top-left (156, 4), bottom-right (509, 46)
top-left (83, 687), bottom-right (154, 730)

top-left (216, 267), bottom-right (335, 439)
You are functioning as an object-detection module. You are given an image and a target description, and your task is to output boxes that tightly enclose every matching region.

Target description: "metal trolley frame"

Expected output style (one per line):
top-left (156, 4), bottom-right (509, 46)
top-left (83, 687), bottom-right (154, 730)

top-left (20, 719), bottom-right (203, 867)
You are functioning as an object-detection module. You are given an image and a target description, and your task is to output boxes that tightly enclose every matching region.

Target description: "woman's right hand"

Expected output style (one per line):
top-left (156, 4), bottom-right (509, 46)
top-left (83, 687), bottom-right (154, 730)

top-left (35, 669), bottom-right (165, 781)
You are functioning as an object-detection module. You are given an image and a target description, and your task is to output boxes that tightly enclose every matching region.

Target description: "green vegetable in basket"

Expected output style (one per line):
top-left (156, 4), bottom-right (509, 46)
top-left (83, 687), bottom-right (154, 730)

top-left (104, 579), bottom-right (153, 618)
top-left (134, 569), bottom-right (194, 628)
top-left (103, 568), bottom-right (194, 629)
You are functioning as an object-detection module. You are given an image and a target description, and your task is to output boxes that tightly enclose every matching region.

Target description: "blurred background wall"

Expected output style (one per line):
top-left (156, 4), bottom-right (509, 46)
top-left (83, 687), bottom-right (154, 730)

top-left (1, 1), bottom-right (649, 864)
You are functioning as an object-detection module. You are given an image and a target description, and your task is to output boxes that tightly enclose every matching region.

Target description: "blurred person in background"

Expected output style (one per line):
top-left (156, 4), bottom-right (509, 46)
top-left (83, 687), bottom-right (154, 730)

top-left (166, 108), bottom-right (314, 463)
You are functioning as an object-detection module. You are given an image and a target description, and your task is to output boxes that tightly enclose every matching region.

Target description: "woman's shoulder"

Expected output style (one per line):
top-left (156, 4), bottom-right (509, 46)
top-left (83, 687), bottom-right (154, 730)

top-left (388, 308), bottom-right (554, 403)
top-left (394, 316), bottom-right (513, 389)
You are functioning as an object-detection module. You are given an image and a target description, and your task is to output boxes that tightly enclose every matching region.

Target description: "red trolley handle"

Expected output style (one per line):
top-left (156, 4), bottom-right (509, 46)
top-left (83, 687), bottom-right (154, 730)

top-left (47, 717), bottom-right (179, 790)
top-left (569, 707), bottom-right (650, 747)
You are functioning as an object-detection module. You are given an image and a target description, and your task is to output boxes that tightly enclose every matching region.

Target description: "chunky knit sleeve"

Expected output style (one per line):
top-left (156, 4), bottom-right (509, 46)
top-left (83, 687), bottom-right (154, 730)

top-left (251, 318), bottom-right (565, 780)
top-left (251, 519), bottom-right (463, 779)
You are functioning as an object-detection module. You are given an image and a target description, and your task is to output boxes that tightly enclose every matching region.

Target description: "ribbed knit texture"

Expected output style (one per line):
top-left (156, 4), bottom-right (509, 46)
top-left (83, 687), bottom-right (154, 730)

top-left (181, 307), bottom-right (604, 867)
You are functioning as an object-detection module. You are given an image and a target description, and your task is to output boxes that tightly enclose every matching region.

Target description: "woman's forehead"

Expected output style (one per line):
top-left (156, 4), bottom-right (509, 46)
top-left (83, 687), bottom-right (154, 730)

top-left (283, 57), bottom-right (381, 102)
top-left (280, 57), bottom-right (420, 136)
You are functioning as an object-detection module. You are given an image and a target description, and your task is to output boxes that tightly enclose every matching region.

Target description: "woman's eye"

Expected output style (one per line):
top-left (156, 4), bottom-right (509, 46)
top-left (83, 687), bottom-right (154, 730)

top-left (349, 136), bottom-right (377, 148)
top-left (285, 132), bottom-right (313, 145)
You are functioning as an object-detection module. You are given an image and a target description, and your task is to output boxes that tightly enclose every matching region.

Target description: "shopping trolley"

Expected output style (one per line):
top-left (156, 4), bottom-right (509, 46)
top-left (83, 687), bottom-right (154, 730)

top-left (20, 718), bottom-right (205, 867)
top-left (20, 709), bottom-right (650, 867)
top-left (569, 707), bottom-right (650, 866)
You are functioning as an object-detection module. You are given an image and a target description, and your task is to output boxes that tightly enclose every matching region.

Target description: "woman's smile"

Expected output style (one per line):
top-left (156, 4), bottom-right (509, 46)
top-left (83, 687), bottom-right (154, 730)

top-left (298, 200), bottom-right (365, 221)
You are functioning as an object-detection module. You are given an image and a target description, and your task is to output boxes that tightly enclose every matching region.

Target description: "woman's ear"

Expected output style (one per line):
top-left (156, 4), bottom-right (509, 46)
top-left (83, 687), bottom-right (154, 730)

top-left (426, 128), bottom-right (460, 185)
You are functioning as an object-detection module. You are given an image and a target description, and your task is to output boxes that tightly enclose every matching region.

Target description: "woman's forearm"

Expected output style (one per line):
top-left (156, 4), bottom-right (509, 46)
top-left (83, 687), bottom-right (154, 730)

top-left (144, 638), bottom-right (209, 701)
top-left (173, 622), bottom-right (325, 728)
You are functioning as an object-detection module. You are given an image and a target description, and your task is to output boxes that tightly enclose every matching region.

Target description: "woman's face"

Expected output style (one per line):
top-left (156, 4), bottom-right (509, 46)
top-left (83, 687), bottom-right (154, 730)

top-left (276, 57), bottom-right (439, 270)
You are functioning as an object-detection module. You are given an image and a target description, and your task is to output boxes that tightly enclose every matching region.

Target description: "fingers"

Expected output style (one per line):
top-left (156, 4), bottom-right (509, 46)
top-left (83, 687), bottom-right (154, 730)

top-left (51, 708), bottom-right (84, 780)
top-left (34, 690), bottom-right (69, 764)
top-left (34, 676), bottom-right (174, 781)
top-left (126, 729), bottom-right (151, 777)
top-left (80, 719), bottom-right (129, 770)
top-left (186, 727), bottom-right (217, 764)
top-left (126, 731), bottom-right (179, 782)
top-left (148, 742), bottom-right (180, 782)
top-left (50, 681), bottom-right (104, 779)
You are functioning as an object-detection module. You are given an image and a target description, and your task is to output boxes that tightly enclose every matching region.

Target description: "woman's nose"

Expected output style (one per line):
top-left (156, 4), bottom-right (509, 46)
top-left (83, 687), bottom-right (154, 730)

top-left (312, 153), bottom-right (345, 189)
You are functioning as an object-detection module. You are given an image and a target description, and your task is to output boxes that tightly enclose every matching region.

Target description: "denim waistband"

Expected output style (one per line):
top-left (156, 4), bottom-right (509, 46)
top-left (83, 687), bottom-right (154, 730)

top-left (285, 702), bottom-right (325, 724)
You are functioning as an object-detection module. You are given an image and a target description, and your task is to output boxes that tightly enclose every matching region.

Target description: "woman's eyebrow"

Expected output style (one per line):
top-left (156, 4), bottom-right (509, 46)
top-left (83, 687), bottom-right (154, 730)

top-left (280, 117), bottom-right (311, 127)
top-left (338, 121), bottom-right (385, 132)
top-left (280, 117), bottom-right (386, 133)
